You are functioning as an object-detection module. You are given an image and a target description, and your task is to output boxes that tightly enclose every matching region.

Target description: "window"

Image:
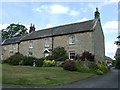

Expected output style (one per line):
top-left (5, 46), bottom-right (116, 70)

top-left (12, 44), bottom-right (16, 49)
top-left (29, 41), bottom-right (33, 48)
top-left (28, 52), bottom-right (32, 56)
top-left (10, 51), bottom-right (14, 56)
top-left (69, 35), bottom-right (75, 44)
top-left (3, 46), bottom-right (6, 51)
top-left (69, 51), bottom-right (75, 60)
top-left (45, 39), bottom-right (49, 47)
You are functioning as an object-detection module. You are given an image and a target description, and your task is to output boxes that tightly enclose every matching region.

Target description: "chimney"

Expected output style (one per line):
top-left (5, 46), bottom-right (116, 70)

top-left (94, 8), bottom-right (100, 19)
top-left (29, 24), bottom-right (35, 33)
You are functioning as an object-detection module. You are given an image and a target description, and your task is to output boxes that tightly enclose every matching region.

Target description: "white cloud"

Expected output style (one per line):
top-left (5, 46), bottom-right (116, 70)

top-left (69, 10), bottom-right (80, 16)
top-left (105, 43), bottom-right (117, 59)
top-left (44, 24), bottom-right (52, 29)
top-left (80, 8), bottom-right (87, 13)
top-left (88, 0), bottom-right (118, 11)
top-left (32, 4), bottom-right (80, 16)
top-left (0, 24), bottom-right (10, 30)
top-left (50, 4), bottom-right (69, 14)
top-left (76, 17), bottom-right (88, 22)
top-left (103, 21), bottom-right (118, 33)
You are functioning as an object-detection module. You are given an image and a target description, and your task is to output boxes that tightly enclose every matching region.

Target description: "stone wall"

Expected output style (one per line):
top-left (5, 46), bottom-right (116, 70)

top-left (93, 20), bottom-right (105, 62)
top-left (19, 32), bottom-right (94, 58)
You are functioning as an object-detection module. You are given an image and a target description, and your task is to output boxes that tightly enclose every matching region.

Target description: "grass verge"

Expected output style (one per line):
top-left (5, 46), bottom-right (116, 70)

top-left (2, 64), bottom-right (95, 86)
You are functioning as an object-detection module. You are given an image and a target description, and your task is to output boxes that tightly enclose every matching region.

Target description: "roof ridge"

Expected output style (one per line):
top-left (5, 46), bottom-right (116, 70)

top-left (35, 19), bottom-right (95, 32)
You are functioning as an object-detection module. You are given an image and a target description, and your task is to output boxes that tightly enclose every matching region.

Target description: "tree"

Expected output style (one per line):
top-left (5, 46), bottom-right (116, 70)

top-left (53, 47), bottom-right (69, 61)
top-left (1, 24), bottom-right (28, 40)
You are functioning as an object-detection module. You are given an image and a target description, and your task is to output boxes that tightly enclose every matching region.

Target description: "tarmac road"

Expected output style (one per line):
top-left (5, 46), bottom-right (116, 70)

top-left (52, 68), bottom-right (119, 88)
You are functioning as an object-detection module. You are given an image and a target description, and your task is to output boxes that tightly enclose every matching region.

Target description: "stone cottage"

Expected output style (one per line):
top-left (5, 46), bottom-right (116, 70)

top-left (1, 8), bottom-right (105, 61)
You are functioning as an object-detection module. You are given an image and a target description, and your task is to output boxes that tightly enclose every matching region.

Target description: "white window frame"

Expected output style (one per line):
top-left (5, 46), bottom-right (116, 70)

top-left (29, 41), bottom-right (33, 48)
top-left (69, 51), bottom-right (75, 60)
top-left (45, 39), bottom-right (49, 47)
top-left (69, 35), bottom-right (75, 44)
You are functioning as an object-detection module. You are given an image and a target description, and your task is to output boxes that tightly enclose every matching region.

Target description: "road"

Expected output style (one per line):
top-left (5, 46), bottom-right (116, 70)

top-left (51, 68), bottom-right (119, 88)
top-left (1, 68), bottom-right (119, 88)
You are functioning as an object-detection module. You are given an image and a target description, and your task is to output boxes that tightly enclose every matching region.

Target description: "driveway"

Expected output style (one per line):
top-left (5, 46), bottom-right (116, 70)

top-left (1, 68), bottom-right (119, 88)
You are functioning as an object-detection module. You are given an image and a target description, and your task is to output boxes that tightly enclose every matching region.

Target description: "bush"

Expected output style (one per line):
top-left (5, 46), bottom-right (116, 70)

top-left (56, 55), bottom-right (69, 61)
top-left (75, 61), bottom-right (91, 73)
top-left (115, 55), bottom-right (120, 69)
top-left (35, 58), bottom-right (44, 67)
top-left (53, 47), bottom-right (68, 61)
top-left (89, 62), bottom-right (109, 75)
top-left (61, 60), bottom-right (77, 71)
top-left (75, 51), bottom-right (94, 62)
top-left (3, 54), bottom-right (43, 67)
top-left (4, 54), bottom-right (24, 65)
top-left (43, 60), bottom-right (55, 67)
top-left (45, 56), bottom-right (54, 60)
top-left (95, 70), bottom-right (103, 75)
top-left (20, 56), bottom-right (35, 66)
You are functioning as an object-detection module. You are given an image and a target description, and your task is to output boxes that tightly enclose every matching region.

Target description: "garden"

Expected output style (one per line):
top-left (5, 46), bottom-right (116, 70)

top-left (2, 47), bottom-right (110, 86)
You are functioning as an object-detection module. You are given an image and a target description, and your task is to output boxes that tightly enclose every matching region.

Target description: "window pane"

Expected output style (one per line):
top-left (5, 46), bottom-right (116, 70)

top-left (45, 39), bottom-right (49, 47)
top-left (69, 35), bottom-right (75, 44)
top-left (29, 41), bottom-right (33, 48)
top-left (69, 51), bottom-right (75, 60)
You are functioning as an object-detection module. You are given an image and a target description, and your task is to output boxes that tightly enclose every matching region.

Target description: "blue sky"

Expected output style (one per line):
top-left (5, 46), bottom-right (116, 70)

top-left (0, 0), bottom-right (119, 59)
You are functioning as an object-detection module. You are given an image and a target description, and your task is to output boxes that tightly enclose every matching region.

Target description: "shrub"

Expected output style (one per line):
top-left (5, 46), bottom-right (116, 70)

top-left (56, 55), bottom-right (69, 61)
top-left (35, 58), bottom-right (44, 67)
top-left (53, 47), bottom-right (68, 61)
top-left (115, 55), bottom-right (120, 69)
top-left (45, 56), bottom-right (54, 60)
top-left (20, 56), bottom-right (35, 66)
top-left (61, 60), bottom-right (77, 71)
top-left (4, 54), bottom-right (24, 65)
top-left (43, 60), bottom-right (55, 67)
top-left (75, 51), bottom-right (95, 61)
top-left (3, 53), bottom-right (43, 67)
top-left (75, 61), bottom-right (91, 73)
top-left (89, 62), bottom-right (109, 75)
top-left (95, 70), bottom-right (103, 75)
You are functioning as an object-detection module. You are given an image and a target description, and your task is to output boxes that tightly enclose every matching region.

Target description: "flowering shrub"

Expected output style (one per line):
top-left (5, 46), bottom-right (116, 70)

top-left (75, 51), bottom-right (94, 61)
top-left (95, 70), bottom-right (103, 75)
top-left (61, 60), bottom-right (77, 71)
top-left (43, 60), bottom-right (55, 67)
top-left (89, 62), bottom-right (109, 75)
top-left (75, 61), bottom-right (91, 73)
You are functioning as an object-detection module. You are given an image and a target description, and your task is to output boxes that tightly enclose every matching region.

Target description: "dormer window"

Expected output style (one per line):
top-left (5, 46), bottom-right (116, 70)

top-left (69, 35), bottom-right (75, 44)
top-left (29, 41), bottom-right (33, 48)
top-left (45, 39), bottom-right (49, 47)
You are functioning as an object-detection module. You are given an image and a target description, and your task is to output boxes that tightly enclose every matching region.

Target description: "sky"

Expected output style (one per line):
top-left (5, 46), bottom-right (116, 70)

top-left (0, 0), bottom-right (119, 59)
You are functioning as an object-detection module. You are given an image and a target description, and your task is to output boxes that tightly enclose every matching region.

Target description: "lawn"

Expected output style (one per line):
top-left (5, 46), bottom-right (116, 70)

top-left (2, 64), bottom-right (95, 86)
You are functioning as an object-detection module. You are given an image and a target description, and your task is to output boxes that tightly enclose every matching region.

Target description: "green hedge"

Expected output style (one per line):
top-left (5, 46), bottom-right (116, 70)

top-left (3, 54), bottom-right (43, 67)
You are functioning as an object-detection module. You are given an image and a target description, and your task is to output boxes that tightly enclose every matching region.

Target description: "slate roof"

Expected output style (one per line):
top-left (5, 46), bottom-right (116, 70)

top-left (2, 36), bottom-right (22, 45)
top-left (116, 48), bottom-right (120, 55)
top-left (21, 19), bottom-right (97, 41)
top-left (105, 56), bottom-right (113, 61)
top-left (2, 19), bottom-right (98, 45)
